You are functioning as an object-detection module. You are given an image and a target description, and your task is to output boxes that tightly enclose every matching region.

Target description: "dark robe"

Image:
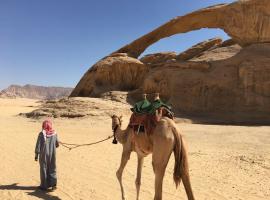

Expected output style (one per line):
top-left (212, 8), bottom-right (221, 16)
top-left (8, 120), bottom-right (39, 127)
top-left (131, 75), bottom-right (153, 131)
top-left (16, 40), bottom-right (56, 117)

top-left (35, 131), bottom-right (59, 189)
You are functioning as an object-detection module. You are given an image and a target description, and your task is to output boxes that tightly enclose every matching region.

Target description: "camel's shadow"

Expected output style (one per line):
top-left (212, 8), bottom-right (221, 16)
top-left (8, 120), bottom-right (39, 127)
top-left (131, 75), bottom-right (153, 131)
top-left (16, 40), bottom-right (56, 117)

top-left (0, 183), bottom-right (61, 200)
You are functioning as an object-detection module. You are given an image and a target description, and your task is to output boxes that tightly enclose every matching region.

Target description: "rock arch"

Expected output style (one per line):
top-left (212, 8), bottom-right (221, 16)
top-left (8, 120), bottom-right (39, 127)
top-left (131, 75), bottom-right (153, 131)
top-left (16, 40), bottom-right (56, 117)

top-left (113, 0), bottom-right (270, 58)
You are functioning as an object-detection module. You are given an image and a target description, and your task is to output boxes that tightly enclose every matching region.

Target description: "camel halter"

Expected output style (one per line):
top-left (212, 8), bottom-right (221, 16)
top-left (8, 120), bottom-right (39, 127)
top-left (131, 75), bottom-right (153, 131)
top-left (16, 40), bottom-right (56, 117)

top-left (112, 116), bottom-right (122, 144)
top-left (112, 125), bottom-right (118, 144)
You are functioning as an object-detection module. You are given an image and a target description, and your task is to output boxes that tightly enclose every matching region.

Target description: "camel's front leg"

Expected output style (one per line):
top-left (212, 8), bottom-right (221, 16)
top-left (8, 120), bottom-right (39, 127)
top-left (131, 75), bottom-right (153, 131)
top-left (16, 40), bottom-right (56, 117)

top-left (116, 150), bottom-right (131, 200)
top-left (135, 155), bottom-right (144, 200)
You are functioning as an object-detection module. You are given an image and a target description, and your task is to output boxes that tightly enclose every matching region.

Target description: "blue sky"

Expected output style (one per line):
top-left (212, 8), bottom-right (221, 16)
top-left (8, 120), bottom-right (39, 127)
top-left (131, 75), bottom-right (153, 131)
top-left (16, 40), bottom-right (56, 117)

top-left (0, 0), bottom-right (235, 90)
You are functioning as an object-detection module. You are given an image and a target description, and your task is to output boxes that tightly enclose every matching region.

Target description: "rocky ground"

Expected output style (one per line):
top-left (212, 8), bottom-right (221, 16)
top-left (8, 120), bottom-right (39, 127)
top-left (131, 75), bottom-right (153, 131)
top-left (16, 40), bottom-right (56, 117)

top-left (20, 94), bottom-right (131, 120)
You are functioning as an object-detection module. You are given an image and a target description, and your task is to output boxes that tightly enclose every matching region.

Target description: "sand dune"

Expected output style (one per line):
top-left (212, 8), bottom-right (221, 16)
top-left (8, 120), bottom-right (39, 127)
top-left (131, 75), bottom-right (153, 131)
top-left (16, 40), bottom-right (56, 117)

top-left (0, 98), bottom-right (269, 200)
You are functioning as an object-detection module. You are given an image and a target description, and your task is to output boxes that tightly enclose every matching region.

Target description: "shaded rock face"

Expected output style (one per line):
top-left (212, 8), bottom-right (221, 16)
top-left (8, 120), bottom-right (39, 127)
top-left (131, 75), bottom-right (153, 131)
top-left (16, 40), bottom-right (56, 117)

top-left (71, 0), bottom-right (270, 124)
top-left (220, 39), bottom-right (237, 47)
top-left (0, 84), bottom-right (73, 100)
top-left (143, 44), bottom-right (270, 119)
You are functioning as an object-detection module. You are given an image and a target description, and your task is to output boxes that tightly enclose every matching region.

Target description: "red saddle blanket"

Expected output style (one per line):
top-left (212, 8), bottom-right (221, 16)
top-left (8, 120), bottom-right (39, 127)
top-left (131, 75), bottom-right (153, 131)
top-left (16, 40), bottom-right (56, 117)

top-left (129, 107), bottom-right (174, 134)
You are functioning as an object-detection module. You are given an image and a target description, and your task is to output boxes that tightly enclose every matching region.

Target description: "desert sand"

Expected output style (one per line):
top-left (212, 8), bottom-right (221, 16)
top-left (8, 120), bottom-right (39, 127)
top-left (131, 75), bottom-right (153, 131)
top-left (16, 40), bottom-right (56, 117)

top-left (0, 98), bottom-right (269, 200)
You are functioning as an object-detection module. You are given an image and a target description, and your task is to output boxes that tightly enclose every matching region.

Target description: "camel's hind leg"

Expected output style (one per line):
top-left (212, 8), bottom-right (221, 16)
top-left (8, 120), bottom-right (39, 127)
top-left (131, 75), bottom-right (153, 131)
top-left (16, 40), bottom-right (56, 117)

top-left (135, 154), bottom-right (144, 200)
top-left (117, 150), bottom-right (131, 200)
top-left (152, 137), bottom-right (174, 200)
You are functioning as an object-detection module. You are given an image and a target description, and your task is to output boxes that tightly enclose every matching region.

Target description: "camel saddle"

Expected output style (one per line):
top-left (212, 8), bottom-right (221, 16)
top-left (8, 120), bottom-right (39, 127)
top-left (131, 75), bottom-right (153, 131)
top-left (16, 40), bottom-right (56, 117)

top-left (129, 99), bottom-right (174, 135)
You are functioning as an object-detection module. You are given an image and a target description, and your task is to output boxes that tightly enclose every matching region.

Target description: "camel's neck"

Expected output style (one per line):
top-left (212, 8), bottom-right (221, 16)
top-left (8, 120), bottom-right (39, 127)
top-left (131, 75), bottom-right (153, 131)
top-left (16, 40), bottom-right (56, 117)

top-left (115, 125), bottom-right (129, 144)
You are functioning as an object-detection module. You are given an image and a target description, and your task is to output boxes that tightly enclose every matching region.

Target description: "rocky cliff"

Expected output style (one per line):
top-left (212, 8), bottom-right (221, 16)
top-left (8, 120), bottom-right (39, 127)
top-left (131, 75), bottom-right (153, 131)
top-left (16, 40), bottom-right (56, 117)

top-left (0, 84), bottom-right (73, 100)
top-left (70, 0), bottom-right (270, 124)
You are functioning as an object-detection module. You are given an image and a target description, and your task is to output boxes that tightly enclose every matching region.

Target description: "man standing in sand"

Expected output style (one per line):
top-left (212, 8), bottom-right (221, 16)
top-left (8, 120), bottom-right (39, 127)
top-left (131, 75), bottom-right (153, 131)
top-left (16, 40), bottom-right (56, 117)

top-left (35, 119), bottom-right (59, 191)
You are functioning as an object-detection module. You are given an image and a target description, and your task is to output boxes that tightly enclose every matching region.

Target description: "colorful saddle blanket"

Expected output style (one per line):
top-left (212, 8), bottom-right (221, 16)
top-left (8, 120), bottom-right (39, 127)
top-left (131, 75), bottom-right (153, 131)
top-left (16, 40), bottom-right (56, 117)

top-left (129, 99), bottom-right (174, 134)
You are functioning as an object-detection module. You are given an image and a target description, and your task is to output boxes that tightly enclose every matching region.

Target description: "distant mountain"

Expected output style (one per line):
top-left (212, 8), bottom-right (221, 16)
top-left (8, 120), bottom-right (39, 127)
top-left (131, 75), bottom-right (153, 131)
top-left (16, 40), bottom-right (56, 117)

top-left (0, 84), bottom-right (73, 100)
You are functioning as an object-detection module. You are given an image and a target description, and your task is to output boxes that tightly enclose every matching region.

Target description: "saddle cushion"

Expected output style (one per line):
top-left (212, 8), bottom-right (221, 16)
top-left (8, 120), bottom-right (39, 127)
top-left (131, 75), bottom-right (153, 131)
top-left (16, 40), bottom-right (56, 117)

top-left (129, 107), bottom-right (174, 134)
top-left (131, 99), bottom-right (172, 115)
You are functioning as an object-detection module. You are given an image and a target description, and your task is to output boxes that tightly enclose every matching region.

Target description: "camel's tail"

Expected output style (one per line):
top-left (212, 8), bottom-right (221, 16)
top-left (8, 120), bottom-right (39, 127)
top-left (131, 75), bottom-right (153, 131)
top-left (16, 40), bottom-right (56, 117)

top-left (172, 127), bottom-right (195, 200)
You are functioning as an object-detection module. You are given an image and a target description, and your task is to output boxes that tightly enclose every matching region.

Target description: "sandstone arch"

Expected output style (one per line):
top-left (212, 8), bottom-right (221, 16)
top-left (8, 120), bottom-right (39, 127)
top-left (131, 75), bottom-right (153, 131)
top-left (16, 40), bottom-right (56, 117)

top-left (113, 0), bottom-right (270, 58)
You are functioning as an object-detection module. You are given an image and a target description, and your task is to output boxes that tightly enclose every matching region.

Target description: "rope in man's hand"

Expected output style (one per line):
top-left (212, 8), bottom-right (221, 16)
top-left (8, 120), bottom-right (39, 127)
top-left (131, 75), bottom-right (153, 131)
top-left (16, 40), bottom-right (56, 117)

top-left (59, 135), bottom-right (114, 151)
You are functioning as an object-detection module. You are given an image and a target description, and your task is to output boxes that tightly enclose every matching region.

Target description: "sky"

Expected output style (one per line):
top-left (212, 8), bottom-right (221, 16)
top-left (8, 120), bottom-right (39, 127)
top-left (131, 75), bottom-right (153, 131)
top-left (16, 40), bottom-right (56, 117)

top-left (0, 0), bottom-right (236, 90)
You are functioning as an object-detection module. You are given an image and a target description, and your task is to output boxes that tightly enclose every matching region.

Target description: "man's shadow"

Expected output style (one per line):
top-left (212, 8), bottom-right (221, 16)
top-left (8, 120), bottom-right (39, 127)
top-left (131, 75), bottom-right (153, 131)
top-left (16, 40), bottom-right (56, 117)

top-left (0, 183), bottom-right (61, 200)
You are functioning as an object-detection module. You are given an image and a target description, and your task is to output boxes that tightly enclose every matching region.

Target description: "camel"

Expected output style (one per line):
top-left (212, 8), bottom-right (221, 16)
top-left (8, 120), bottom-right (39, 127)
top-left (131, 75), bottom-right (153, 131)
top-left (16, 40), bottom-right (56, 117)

top-left (111, 114), bottom-right (195, 200)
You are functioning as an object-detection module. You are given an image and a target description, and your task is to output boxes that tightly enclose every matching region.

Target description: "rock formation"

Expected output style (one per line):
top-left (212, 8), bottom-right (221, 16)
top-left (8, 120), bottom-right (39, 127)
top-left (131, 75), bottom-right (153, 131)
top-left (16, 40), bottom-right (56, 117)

top-left (71, 54), bottom-right (148, 97)
top-left (0, 84), bottom-right (73, 100)
top-left (22, 96), bottom-right (131, 119)
top-left (189, 44), bottom-right (241, 62)
top-left (140, 52), bottom-right (177, 65)
top-left (176, 37), bottom-right (222, 61)
top-left (71, 0), bottom-right (270, 124)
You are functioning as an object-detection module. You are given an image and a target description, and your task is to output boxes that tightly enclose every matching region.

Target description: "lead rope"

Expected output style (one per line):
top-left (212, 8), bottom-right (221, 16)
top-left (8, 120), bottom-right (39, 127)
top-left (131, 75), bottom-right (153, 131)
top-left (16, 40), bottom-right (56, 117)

top-left (59, 135), bottom-right (114, 151)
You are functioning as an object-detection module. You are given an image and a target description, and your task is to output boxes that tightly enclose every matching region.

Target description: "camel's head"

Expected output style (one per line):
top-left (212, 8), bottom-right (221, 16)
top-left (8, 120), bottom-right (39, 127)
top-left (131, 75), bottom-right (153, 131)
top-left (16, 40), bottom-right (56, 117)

top-left (111, 115), bottom-right (123, 144)
top-left (111, 114), bottom-right (122, 131)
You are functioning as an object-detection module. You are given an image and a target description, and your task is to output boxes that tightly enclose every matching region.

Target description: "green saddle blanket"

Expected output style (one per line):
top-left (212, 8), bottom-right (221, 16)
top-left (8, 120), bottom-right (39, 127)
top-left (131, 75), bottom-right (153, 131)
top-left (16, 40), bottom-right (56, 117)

top-left (131, 99), bottom-right (171, 114)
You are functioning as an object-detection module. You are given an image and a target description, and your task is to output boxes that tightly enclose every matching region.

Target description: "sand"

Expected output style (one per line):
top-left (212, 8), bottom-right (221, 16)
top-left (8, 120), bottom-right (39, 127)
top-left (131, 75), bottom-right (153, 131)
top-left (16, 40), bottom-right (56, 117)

top-left (0, 98), bottom-right (269, 200)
